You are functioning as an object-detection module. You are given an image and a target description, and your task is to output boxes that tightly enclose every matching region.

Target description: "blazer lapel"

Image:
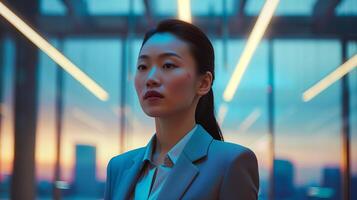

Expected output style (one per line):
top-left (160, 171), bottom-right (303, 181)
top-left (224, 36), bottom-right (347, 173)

top-left (115, 150), bottom-right (146, 200)
top-left (157, 124), bottom-right (213, 200)
top-left (115, 134), bottom-right (157, 200)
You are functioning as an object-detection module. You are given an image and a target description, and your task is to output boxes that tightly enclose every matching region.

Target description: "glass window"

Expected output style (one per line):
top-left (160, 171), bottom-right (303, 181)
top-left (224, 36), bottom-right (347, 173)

top-left (40, 0), bottom-right (67, 15)
top-left (214, 39), bottom-right (269, 199)
top-left (36, 39), bottom-right (58, 197)
top-left (274, 39), bottom-right (342, 199)
top-left (246, 0), bottom-right (317, 16)
top-left (35, 38), bottom-right (122, 198)
top-left (87, 0), bottom-right (144, 15)
top-left (0, 37), bottom-right (15, 199)
top-left (336, 0), bottom-right (357, 16)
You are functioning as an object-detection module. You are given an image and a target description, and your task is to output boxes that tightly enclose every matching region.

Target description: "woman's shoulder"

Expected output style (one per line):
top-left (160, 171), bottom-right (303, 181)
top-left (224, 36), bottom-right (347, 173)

top-left (209, 141), bottom-right (260, 198)
top-left (209, 139), bottom-right (257, 163)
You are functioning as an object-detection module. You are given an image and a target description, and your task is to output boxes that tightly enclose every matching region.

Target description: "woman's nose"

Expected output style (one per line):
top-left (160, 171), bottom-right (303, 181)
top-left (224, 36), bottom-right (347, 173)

top-left (146, 66), bottom-right (161, 87)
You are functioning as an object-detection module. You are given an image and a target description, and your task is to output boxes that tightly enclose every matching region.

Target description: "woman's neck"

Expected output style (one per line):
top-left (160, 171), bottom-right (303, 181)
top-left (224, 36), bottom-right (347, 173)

top-left (154, 106), bottom-right (196, 156)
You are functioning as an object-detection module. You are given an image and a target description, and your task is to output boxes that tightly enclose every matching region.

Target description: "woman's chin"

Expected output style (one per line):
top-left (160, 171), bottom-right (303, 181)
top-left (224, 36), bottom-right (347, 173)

top-left (143, 108), bottom-right (170, 117)
top-left (145, 109), bottom-right (162, 117)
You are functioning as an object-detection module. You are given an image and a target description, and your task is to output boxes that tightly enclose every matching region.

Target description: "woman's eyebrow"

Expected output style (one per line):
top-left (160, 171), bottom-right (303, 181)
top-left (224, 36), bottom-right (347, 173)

top-left (138, 52), bottom-right (182, 60)
top-left (158, 52), bottom-right (182, 59)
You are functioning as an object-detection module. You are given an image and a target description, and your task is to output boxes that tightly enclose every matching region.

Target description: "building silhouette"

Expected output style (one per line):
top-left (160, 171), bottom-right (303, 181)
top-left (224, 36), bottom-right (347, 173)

top-left (74, 144), bottom-right (98, 197)
top-left (321, 167), bottom-right (341, 200)
top-left (274, 159), bottom-right (295, 199)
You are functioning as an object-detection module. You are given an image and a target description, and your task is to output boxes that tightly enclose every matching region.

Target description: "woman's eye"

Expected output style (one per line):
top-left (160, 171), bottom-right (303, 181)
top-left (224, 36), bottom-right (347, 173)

top-left (163, 63), bottom-right (177, 69)
top-left (137, 64), bottom-right (147, 70)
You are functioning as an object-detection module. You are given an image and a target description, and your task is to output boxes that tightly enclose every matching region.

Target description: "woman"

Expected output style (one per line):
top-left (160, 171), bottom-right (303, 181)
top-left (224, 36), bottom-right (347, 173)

top-left (105, 19), bottom-right (259, 200)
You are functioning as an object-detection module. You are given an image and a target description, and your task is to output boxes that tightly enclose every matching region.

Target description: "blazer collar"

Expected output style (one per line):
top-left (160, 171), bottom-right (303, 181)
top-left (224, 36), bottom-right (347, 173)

top-left (143, 124), bottom-right (197, 167)
top-left (116, 123), bottom-right (213, 200)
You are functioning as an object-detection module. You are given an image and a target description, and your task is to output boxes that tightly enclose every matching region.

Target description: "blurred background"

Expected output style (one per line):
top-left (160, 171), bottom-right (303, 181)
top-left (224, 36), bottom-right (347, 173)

top-left (0, 0), bottom-right (356, 199)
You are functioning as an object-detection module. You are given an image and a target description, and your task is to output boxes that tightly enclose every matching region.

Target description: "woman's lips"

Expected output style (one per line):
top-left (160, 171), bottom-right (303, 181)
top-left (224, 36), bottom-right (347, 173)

top-left (143, 90), bottom-right (164, 100)
top-left (145, 96), bottom-right (163, 101)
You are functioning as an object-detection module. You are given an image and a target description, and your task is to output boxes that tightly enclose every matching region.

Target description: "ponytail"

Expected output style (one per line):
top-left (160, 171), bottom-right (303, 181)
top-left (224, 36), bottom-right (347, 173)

top-left (195, 89), bottom-right (224, 141)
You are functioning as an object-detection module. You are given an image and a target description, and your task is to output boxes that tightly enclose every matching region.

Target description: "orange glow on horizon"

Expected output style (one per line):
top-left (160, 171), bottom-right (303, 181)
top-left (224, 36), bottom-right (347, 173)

top-left (1, 104), bottom-right (356, 185)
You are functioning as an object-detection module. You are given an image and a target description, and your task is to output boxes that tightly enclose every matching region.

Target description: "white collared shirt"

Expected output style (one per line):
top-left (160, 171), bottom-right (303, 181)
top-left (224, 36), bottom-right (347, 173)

top-left (131, 124), bottom-right (197, 200)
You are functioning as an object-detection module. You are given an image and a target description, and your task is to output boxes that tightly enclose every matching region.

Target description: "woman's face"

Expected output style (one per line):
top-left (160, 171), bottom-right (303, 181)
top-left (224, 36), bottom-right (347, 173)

top-left (134, 33), bottom-right (200, 117)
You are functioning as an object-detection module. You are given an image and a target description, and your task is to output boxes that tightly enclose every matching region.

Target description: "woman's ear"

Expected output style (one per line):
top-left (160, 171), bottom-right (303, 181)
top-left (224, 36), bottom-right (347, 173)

top-left (196, 71), bottom-right (213, 96)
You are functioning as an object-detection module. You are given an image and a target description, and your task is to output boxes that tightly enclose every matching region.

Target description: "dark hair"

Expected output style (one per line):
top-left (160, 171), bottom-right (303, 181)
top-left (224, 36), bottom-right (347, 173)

top-left (140, 19), bottom-right (224, 141)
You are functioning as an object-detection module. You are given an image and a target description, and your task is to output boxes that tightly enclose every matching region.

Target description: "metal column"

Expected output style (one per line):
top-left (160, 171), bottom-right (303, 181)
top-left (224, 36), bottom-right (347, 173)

top-left (53, 39), bottom-right (65, 200)
top-left (341, 39), bottom-right (351, 200)
top-left (10, 0), bottom-right (39, 199)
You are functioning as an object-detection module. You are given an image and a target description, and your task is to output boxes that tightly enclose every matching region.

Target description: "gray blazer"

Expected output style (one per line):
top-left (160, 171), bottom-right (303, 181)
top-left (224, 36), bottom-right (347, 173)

top-left (105, 124), bottom-right (259, 200)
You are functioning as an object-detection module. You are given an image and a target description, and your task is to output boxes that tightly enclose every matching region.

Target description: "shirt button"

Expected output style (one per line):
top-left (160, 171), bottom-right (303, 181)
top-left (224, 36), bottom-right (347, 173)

top-left (163, 156), bottom-right (173, 167)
